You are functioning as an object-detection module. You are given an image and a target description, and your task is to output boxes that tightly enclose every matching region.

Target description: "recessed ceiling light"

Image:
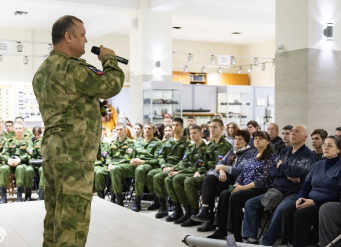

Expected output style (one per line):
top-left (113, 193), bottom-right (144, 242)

top-left (172, 27), bottom-right (182, 29)
top-left (15, 11), bottom-right (28, 16)
top-left (231, 32), bottom-right (241, 34)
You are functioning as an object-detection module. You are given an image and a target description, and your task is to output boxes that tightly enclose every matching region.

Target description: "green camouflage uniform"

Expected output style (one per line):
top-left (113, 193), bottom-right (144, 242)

top-left (28, 138), bottom-right (45, 190)
top-left (93, 140), bottom-right (110, 191)
top-left (1, 130), bottom-right (15, 141)
top-left (184, 136), bottom-right (232, 210)
top-left (24, 128), bottom-right (33, 139)
top-left (165, 141), bottom-right (208, 206)
top-left (0, 131), bottom-right (8, 164)
top-left (111, 138), bottom-right (161, 196)
top-left (32, 50), bottom-right (124, 247)
top-left (0, 137), bottom-right (32, 188)
top-left (106, 137), bottom-right (135, 190)
top-left (146, 136), bottom-right (190, 197)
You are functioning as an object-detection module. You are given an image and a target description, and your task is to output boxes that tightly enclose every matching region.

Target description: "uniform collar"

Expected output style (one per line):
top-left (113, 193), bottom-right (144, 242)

top-left (49, 50), bottom-right (86, 62)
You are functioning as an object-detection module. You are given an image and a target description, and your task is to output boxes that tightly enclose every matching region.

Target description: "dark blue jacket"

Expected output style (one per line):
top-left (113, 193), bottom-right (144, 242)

top-left (270, 144), bottom-right (315, 193)
top-left (219, 148), bottom-right (254, 178)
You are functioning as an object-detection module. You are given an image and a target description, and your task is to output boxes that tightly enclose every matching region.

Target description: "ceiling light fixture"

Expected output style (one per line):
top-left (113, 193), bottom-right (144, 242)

top-left (231, 56), bottom-right (236, 65)
top-left (210, 55), bottom-right (216, 64)
top-left (172, 26), bottom-right (182, 29)
top-left (201, 66), bottom-right (206, 73)
top-left (238, 66), bottom-right (242, 74)
top-left (218, 67), bottom-right (222, 74)
top-left (23, 56), bottom-right (28, 64)
top-left (272, 59), bottom-right (275, 67)
top-left (14, 11), bottom-right (28, 16)
top-left (254, 58), bottom-right (259, 66)
top-left (17, 42), bottom-right (23, 52)
top-left (248, 65), bottom-right (252, 72)
top-left (262, 63), bottom-right (266, 71)
top-left (188, 53), bottom-right (193, 63)
top-left (324, 23), bottom-right (333, 41)
top-left (184, 65), bottom-right (188, 73)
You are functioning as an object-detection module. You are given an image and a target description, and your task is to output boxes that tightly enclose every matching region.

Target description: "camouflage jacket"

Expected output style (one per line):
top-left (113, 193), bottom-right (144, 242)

top-left (2, 131), bottom-right (15, 141)
top-left (128, 138), bottom-right (161, 167)
top-left (28, 138), bottom-right (42, 159)
top-left (173, 141), bottom-right (208, 175)
top-left (206, 136), bottom-right (233, 170)
top-left (32, 50), bottom-right (125, 161)
top-left (159, 136), bottom-right (191, 169)
top-left (24, 128), bottom-right (33, 139)
top-left (95, 140), bottom-right (110, 167)
top-left (106, 137), bottom-right (135, 166)
top-left (3, 137), bottom-right (32, 165)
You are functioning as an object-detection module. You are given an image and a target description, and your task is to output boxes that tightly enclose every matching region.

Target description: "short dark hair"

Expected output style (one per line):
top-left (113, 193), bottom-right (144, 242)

top-left (200, 124), bottom-right (208, 130)
top-left (203, 129), bottom-right (210, 139)
top-left (173, 118), bottom-right (183, 126)
top-left (5, 121), bottom-right (13, 126)
top-left (52, 15), bottom-right (84, 45)
top-left (15, 116), bottom-right (24, 122)
top-left (189, 124), bottom-right (202, 132)
top-left (32, 126), bottom-right (42, 135)
top-left (187, 116), bottom-right (195, 120)
top-left (247, 120), bottom-right (259, 128)
top-left (211, 119), bottom-right (224, 128)
top-left (283, 125), bottom-right (293, 131)
top-left (252, 131), bottom-right (274, 161)
top-left (311, 129), bottom-right (328, 139)
top-left (234, 129), bottom-right (250, 144)
top-left (336, 127), bottom-right (341, 132)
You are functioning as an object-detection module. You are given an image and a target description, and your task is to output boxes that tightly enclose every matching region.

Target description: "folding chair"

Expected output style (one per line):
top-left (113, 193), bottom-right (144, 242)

top-left (122, 178), bottom-right (135, 206)
top-left (257, 209), bottom-right (273, 241)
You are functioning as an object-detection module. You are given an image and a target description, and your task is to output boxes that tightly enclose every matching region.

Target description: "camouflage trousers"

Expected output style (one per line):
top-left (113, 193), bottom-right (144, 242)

top-left (0, 164), bottom-right (26, 188)
top-left (25, 165), bottom-right (45, 189)
top-left (151, 170), bottom-right (173, 198)
top-left (111, 163), bottom-right (153, 196)
top-left (183, 176), bottom-right (205, 210)
top-left (43, 160), bottom-right (94, 247)
top-left (145, 168), bottom-right (163, 195)
top-left (94, 166), bottom-right (109, 191)
top-left (165, 173), bottom-right (194, 205)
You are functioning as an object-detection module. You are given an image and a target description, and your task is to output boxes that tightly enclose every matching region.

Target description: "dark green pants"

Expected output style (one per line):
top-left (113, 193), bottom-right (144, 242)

top-left (184, 176), bottom-right (205, 210)
top-left (165, 173), bottom-right (193, 204)
top-left (0, 164), bottom-right (26, 188)
top-left (94, 166), bottom-right (109, 191)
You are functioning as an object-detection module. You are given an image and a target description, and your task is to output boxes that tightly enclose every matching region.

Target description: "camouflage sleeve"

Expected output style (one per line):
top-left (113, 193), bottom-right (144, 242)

top-left (73, 55), bottom-right (125, 99)
top-left (105, 143), bottom-right (113, 165)
top-left (174, 146), bottom-right (190, 171)
top-left (102, 142), bottom-right (110, 167)
top-left (144, 142), bottom-right (162, 167)
top-left (198, 152), bottom-right (209, 175)
top-left (2, 140), bottom-right (10, 163)
top-left (27, 140), bottom-right (35, 159)
top-left (158, 143), bottom-right (167, 168)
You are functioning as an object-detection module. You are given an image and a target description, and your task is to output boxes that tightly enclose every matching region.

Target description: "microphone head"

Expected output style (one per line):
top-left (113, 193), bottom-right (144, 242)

top-left (91, 46), bottom-right (100, 55)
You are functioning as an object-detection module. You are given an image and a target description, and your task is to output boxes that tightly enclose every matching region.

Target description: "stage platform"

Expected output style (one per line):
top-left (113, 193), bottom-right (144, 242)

top-left (0, 196), bottom-right (211, 247)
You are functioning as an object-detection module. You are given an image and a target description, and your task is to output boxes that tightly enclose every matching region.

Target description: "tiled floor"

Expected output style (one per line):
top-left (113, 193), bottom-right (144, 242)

top-left (0, 195), bottom-right (215, 247)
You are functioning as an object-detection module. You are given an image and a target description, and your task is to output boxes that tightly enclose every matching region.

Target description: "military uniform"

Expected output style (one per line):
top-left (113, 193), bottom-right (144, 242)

top-left (111, 138), bottom-right (161, 197)
top-left (184, 136), bottom-right (232, 210)
top-left (24, 128), bottom-right (33, 139)
top-left (146, 136), bottom-right (190, 196)
top-left (28, 138), bottom-right (45, 190)
top-left (32, 50), bottom-right (124, 246)
top-left (1, 130), bottom-right (13, 142)
top-left (93, 140), bottom-right (110, 192)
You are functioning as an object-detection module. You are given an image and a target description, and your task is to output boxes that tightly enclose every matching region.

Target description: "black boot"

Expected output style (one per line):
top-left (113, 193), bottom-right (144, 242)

top-left (166, 202), bottom-right (183, 222)
top-left (0, 187), bottom-right (7, 204)
top-left (37, 189), bottom-right (44, 201)
top-left (155, 198), bottom-right (168, 218)
top-left (147, 195), bottom-right (160, 210)
top-left (115, 194), bottom-right (124, 206)
top-left (197, 222), bottom-right (216, 232)
top-left (25, 188), bottom-right (32, 202)
top-left (17, 186), bottom-right (24, 202)
top-left (167, 198), bottom-right (174, 211)
top-left (181, 208), bottom-right (202, 227)
top-left (191, 206), bottom-right (210, 222)
top-left (174, 204), bottom-right (191, 224)
top-left (207, 229), bottom-right (226, 240)
top-left (97, 190), bottom-right (105, 199)
top-left (131, 196), bottom-right (141, 212)
top-left (110, 191), bottom-right (116, 203)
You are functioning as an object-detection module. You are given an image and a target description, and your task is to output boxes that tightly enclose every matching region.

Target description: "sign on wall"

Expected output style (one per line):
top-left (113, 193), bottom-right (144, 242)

top-left (0, 40), bottom-right (11, 54)
top-left (218, 55), bottom-right (231, 65)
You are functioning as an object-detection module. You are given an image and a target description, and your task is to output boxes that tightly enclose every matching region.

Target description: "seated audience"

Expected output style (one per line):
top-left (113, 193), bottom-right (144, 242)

top-left (133, 123), bottom-right (143, 141)
top-left (311, 129), bottom-right (328, 161)
top-left (281, 135), bottom-right (341, 247)
top-left (319, 201), bottom-right (341, 247)
top-left (183, 116), bottom-right (195, 138)
top-left (247, 121), bottom-right (259, 149)
top-left (154, 123), bottom-right (165, 141)
top-left (208, 131), bottom-right (276, 241)
top-left (191, 130), bottom-right (253, 232)
top-left (4, 120), bottom-right (15, 140)
top-left (275, 125), bottom-right (293, 154)
top-left (15, 116), bottom-right (33, 139)
top-left (243, 124), bottom-right (315, 246)
top-left (226, 122), bottom-right (239, 147)
top-left (336, 127), bottom-right (341, 139)
top-left (163, 124), bottom-right (173, 141)
top-left (163, 115), bottom-right (172, 126)
top-left (267, 123), bottom-right (285, 152)
top-left (94, 137), bottom-right (110, 199)
top-left (201, 124), bottom-right (209, 132)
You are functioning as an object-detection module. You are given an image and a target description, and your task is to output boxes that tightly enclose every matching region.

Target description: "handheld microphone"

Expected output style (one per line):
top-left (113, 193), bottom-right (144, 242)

top-left (91, 46), bottom-right (129, 65)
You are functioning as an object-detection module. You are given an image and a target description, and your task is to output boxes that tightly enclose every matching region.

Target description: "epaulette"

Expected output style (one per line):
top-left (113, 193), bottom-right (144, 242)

top-left (202, 147), bottom-right (206, 149)
top-left (189, 143), bottom-right (194, 147)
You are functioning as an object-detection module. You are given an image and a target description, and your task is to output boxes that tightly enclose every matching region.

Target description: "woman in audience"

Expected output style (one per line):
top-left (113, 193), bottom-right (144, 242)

top-left (154, 123), bottom-right (165, 141)
top-left (163, 124), bottom-right (173, 141)
top-left (191, 130), bottom-right (254, 232)
top-left (226, 122), bottom-right (239, 147)
top-left (208, 131), bottom-right (276, 241)
top-left (311, 129), bottom-right (328, 161)
top-left (133, 123), bottom-right (143, 141)
top-left (281, 136), bottom-right (341, 247)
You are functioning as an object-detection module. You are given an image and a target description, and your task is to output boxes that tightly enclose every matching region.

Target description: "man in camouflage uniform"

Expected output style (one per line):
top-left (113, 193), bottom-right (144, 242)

top-left (105, 123), bottom-right (134, 202)
top-left (15, 117), bottom-right (33, 139)
top-left (185, 119), bottom-right (232, 228)
top-left (146, 118), bottom-right (190, 218)
top-left (32, 15), bottom-right (124, 247)
top-left (4, 121), bottom-right (15, 140)
top-left (93, 137), bottom-right (110, 199)
top-left (0, 122), bottom-right (31, 203)
top-left (110, 122), bottom-right (161, 212)
top-left (164, 125), bottom-right (208, 227)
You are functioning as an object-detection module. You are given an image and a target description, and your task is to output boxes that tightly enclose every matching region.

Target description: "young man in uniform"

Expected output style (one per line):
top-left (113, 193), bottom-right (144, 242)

top-left (4, 121), bottom-right (15, 140)
top-left (185, 119), bottom-right (232, 227)
top-left (32, 15), bottom-right (125, 246)
top-left (110, 122), bottom-right (161, 211)
top-left (15, 116), bottom-right (33, 139)
top-left (164, 125), bottom-right (208, 226)
top-left (146, 118), bottom-right (190, 218)
top-left (0, 122), bottom-right (32, 203)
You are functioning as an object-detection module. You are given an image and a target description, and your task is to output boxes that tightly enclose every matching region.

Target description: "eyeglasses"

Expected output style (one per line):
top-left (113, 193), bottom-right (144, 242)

top-left (322, 144), bottom-right (336, 149)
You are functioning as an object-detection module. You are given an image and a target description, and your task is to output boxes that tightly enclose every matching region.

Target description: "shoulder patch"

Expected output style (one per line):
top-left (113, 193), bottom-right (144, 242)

top-left (202, 147), bottom-right (206, 149)
top-left (88, 66), bottom-right (105, 76)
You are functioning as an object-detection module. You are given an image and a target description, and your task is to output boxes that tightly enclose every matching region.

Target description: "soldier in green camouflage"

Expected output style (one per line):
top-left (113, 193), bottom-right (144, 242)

top-left (4, 121), bottom-right (15, 140)
top-left (164, 125), bottom-right (208, 227)
top-left (110, 122), bottom-right (161, 212)
top-left (32, 16), bottom-right (125, 247)
top-left (15, 117), bottom-right (33, 139)
top-left (0, 122), bottom-right (32, 203)
top-left (184, 119), bottom-right (232, 227)
top-left (105, 123), bottom-right (134, 202)
top-left (146, 118), bottom-right (190, 218)
top-left (93, 137), bottom-right (110, 199)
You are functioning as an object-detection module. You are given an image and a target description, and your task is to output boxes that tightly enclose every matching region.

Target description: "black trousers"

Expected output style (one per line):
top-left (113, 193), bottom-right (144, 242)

top-left (281, 203), bottom-right (321, 247)
top-left (214, 188), bottom-right (265, 241)
top-left (201, 175), bottom-right (231, 207)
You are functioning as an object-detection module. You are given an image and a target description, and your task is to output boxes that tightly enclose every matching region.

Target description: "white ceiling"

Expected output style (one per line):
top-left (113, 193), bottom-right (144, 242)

top-left (0, 0), bottom-right (275, 45)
